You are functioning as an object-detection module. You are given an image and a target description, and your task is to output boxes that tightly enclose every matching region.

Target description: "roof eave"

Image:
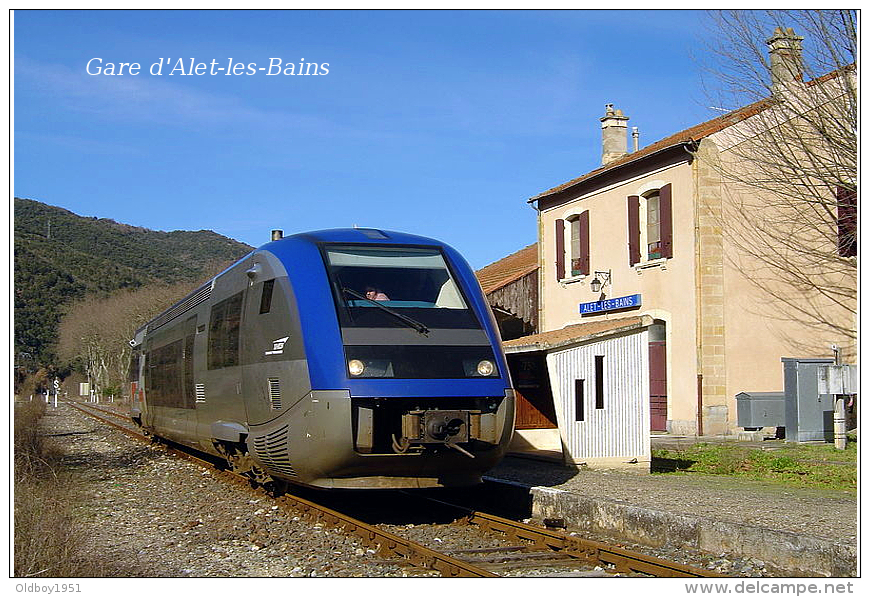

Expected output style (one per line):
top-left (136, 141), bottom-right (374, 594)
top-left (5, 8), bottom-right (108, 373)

top-left (482, 265), bottom-right (538, 295)
top-left (528, 141), bottom-right (698, 207)
top-left (504, 315), bottom-right (653, 354)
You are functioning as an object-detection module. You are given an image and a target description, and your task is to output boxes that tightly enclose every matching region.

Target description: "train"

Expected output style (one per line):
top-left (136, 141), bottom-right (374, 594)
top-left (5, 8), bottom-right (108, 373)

top-left (128, 228), bottom-right (515, 489)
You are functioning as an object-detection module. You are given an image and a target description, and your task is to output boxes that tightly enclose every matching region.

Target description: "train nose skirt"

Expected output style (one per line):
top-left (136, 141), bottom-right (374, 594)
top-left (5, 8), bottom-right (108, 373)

top-left (251, 424), bottom-right (298, 477)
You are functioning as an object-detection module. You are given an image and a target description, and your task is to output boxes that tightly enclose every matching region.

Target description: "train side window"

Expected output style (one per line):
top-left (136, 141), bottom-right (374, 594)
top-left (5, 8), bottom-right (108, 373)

top-left (148, 340), bottom-right (184, 407)
top-left (208, 301), bottom-right (227, 369)
top-left (259, 279), bottom-right (275, 314)
top-left (208, 291), bottom-right (243, 369)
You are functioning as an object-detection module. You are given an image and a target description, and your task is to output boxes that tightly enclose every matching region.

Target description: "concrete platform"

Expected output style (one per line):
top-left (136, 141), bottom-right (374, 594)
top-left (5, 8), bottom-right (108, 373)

top-left (485, 452), bottom-right (857, 577)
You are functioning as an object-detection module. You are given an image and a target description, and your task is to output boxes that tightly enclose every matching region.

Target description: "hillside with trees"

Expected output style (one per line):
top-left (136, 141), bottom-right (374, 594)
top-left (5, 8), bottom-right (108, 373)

top-left (14, 197), bottom-right (253, 367)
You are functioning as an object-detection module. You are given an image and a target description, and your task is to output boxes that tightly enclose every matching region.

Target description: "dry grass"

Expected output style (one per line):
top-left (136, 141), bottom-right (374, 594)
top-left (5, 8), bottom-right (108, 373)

top-left (14, 400), bottom-right (52, 479)
top-left (13, 399), bottom-right (121, 577)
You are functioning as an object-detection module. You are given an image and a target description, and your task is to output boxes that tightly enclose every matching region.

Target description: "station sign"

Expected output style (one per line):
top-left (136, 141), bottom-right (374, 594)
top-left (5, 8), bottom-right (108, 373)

top-left (579, 293), bottom-right (642, 315)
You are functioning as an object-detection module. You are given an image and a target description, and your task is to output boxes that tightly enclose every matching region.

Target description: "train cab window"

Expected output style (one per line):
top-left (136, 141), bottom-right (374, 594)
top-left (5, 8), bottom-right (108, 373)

top-left (259, 279), bottom-right (275, 314)
top-left (323, 245), bottom-right (482, 330)
top-left (208, 292), bottom-right (243, 369)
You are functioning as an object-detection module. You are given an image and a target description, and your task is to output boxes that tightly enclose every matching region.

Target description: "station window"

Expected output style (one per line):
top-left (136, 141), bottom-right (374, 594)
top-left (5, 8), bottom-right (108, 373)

top-left (595, 355), bottom-right (605, 410)
top-left (627, 183), bottom-right (673, 265)
top-left (646, 193), bottom-right (662, 261)
top-left (837, 187), bottom-right (857, 257)
top-left (556, 211), bottom-right (590, 279)
top-left (574, 379), bottom-right (585, 422)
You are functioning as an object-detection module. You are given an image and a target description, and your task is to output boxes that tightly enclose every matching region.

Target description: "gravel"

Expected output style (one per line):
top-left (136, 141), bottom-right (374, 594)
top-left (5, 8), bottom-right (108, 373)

top-left (41, 403), bottom-right (416, 577)
top-left (42, 403), bottom-right (852, 578)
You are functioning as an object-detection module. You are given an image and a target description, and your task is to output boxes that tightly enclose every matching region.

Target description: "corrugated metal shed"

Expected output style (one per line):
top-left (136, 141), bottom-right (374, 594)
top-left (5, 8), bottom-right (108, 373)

top-left (547, 331), bottom-right (650, 467)
top-left (504, 316), bottom-right (652, 470)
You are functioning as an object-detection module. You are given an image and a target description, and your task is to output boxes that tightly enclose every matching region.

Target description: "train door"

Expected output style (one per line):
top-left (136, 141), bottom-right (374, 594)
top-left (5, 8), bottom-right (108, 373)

top-left (196, 267), bottom-right (251, 444)
top-left (240, 256), bottom-right (310, 426)
top-left (140, 342), bottom-right (155, 430)
top-left (142, 316), bottom-right (198, 443)
top-left (241, 274), bottom-right (276, 425)
top-left (129, 347), bottom-right (145, 425)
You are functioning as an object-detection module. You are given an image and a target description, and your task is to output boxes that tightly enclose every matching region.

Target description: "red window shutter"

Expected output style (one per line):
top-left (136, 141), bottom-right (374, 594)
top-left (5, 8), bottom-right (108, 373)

top-left (555, 218), bottom-right (565, 280)
top-left (579, 210), bottom-right (590, 275)
top-left (627, 196), bottom-right (640, 265)
top-left (660, 183), bottom-right (673, 258)
top-left (837, 186), bottom-right (857, 257)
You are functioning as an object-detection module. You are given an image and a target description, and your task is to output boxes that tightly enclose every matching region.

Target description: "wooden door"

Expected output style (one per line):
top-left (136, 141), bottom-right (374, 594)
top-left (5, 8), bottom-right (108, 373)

top-left (649, 341), bottom-right (667, 431)
top-left (508, 353), bottom-right (558, 429)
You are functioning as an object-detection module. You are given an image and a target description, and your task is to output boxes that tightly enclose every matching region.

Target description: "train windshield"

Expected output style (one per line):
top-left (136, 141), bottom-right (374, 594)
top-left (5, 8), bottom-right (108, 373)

top-left (324, 245), bottom-right (482, 330)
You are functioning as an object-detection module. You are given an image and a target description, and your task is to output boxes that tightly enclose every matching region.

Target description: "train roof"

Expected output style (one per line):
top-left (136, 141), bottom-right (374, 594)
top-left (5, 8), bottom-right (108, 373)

top-left (282, 227), bottom-right (449, 247)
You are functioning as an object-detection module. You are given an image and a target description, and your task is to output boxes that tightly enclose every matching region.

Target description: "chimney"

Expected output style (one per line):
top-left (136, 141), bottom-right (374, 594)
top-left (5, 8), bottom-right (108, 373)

top-left (600, 103), bottom-right (630, 166)
top-left (767, 27), bottom-right (804, 89)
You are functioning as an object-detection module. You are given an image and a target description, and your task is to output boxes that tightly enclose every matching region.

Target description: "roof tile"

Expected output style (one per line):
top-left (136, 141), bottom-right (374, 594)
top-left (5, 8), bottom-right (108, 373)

top-left (503, 315), bottom-right (650, 352)
top-left (530, 99), bottom-right (772, 201)
top-left (475, 243), bottom-right (538, 294)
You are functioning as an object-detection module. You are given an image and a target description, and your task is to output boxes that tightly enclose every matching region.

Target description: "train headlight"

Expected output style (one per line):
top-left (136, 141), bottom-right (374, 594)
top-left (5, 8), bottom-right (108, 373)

top-left (463, 358), bottom-right (498, 377)
top-left (348, 359), bottom-right (365, 376)
top-left (346, 358), bottom-right (394, 378)
top-left (476, 360), bottom-right (495, 376)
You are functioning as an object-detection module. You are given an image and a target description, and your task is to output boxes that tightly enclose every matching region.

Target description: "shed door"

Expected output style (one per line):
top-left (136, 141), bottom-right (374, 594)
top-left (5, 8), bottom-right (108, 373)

top-left (507, 353), bottom-right (558, 429)
top-left (649, 340), bottom-right (667, 431)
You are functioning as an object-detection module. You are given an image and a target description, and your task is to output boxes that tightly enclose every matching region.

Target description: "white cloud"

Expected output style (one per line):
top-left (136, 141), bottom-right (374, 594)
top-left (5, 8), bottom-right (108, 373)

top-left (15, 55), bottom-right (339, 134)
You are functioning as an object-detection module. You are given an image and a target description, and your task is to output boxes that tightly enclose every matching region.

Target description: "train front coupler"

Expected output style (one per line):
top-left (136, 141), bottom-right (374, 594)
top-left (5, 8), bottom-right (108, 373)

top-left (396, 409), bottom-right (500, 458)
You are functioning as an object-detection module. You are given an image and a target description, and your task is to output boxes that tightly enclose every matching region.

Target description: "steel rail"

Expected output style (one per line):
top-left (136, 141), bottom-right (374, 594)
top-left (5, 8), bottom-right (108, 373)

top-left (66, 400), bottom-right (145, 440)
top-left (75, 402), bottom-right (132, 423)
top-left (465, 510), bottom-right (722, 577)
top-left (66, 401), bottom-right (718, 578)
top-left (63, 400), bottom-right (497, 578)
top-left (274, 494), bottom-right (496, 577)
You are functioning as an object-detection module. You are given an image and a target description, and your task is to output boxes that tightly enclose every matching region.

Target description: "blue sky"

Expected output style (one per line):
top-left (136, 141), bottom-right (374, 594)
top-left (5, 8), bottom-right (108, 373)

top-left (14, 9), bottom-right (722, 270)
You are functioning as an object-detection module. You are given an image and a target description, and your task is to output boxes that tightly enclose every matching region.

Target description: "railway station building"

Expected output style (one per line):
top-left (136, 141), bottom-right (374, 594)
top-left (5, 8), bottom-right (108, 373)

top-left (478, 29), bottom-right (856, 467)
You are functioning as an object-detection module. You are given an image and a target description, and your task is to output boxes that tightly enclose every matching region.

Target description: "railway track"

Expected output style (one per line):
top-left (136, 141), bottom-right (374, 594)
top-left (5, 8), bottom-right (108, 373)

top-left (65, 400), bottom-right (722, 578)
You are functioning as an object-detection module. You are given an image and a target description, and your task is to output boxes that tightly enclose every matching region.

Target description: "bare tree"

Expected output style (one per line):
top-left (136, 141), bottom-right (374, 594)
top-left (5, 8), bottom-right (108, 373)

top-left (57, 281), bottom-right (196, 399)
top-left (699, 10), bottom-right (857, 358)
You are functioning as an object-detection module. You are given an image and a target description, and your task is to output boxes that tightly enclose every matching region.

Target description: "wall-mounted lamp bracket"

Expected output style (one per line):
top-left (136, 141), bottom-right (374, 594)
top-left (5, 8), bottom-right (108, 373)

top-left (590, 270), bottom-right (612, 293)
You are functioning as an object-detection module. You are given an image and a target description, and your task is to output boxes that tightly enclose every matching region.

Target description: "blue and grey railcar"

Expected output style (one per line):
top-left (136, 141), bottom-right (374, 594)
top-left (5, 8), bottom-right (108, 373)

top-left (128, 228), bottom-right (515, 489)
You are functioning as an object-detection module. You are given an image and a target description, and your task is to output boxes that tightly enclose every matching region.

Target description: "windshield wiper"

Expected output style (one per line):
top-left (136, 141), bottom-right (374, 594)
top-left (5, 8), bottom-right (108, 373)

top-left (341, 287), bottom-right (430, 336)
